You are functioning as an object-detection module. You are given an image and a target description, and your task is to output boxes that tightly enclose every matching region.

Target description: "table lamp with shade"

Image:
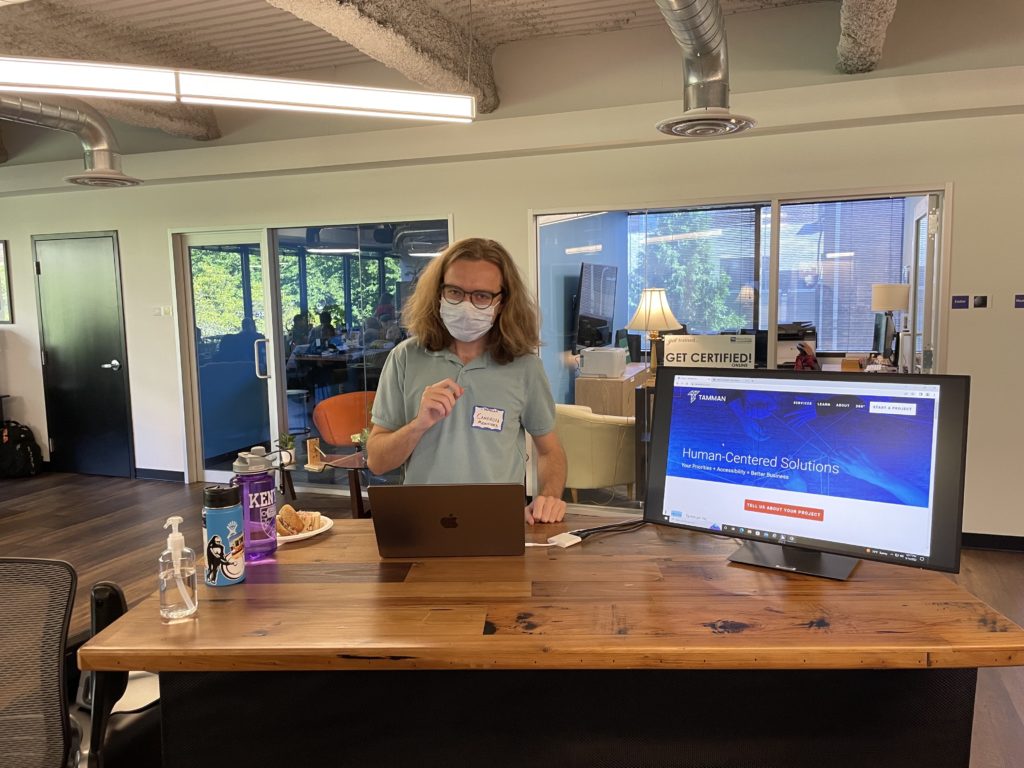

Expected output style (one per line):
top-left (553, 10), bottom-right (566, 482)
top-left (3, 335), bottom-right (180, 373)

top-left (626, 287), bottom-right (683, 382)
top-left (870, 283), bottom-right (910, 366)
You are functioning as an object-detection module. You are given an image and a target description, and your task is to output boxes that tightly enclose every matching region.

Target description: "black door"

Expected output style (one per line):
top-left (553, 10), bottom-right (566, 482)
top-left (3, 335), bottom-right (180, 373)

top-left (34, 232), bottom-right (134, 476)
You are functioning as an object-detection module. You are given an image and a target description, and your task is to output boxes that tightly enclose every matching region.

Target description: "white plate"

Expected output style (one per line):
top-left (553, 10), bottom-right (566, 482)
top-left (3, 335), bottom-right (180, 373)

top-left (276, 515), bottom-right (334, 544)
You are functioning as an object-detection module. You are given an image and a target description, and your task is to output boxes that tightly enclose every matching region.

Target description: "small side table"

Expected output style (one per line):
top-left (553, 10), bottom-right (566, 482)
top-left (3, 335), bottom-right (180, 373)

top-left (281, 451), bottom-right (372, 519)
top-left (278, 463), bottom-right (298, 501)
top-left (322, 451), bottom-right (371, 519)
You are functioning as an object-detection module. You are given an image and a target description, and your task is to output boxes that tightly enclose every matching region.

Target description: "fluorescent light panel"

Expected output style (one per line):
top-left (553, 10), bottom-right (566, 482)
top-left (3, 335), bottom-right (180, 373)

top-left (0, 56), bottom-right (176, 101)
top-left (565, 244), bottom-right (603, 255)
top-left (306, 247), bottom-right (360, 254)
top-left (0, 56), bottom-right (475, 123)
top-left (646, 228), bottom-right (723, 244)
top-left (178, 71), bottom-right (473, 121)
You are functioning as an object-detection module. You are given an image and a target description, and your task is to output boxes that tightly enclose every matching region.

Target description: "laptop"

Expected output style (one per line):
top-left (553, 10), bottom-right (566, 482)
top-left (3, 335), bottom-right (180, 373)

top-left (368, 483), bottom-right (526, 557)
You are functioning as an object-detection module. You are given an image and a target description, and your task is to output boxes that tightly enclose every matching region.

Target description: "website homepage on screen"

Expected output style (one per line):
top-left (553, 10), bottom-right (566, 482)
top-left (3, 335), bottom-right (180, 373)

top-left (658, 374), bottom-right (941, 560)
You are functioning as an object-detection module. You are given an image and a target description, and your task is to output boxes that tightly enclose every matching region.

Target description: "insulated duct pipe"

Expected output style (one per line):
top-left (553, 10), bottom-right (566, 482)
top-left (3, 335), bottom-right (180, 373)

top-left (655, 0), bottom-right (754, 137)
top-left (0, 94), bottom-right (141, 186)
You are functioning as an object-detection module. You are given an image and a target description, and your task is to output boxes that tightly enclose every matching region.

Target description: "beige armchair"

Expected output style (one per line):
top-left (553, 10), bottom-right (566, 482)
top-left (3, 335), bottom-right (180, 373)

top-left (554, 404), bottom-right (636, 503)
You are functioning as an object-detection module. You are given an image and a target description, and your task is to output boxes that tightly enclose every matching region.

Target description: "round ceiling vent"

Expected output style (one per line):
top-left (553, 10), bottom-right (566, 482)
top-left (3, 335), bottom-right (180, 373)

top-left (657, 108), bottom-right (756, 138)
top-left (64, 169), bottom-right (143, 188)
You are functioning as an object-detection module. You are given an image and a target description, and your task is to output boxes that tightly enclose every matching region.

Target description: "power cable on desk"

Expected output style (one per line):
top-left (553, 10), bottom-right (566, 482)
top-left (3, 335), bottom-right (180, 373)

top-left (544, 519), bottom-right (647, 548)
top-left (573, 519), bottom-right (647, 540)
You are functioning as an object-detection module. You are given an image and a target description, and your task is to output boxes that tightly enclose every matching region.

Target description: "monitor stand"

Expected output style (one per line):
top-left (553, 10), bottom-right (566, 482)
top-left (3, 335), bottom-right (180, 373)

top-left (728, 540), bottom-right (859, 580)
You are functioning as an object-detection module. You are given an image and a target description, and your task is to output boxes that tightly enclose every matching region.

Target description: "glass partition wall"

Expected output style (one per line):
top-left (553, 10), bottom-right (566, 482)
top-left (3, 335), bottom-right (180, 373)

top-left (538, 192), bottom-right (942, 407)
top-left (272, 220), bottom-right (449, 490)
top-left (180, 219), bottom-right (449, 489)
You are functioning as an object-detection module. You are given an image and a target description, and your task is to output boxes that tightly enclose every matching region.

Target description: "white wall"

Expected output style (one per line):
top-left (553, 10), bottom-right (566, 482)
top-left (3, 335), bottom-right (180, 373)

top-left (1, 1), bottom-right (1023, 536)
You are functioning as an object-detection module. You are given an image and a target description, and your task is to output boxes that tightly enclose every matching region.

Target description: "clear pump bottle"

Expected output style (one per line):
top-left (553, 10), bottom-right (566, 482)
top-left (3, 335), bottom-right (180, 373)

top-left (159, 515), bottom-right (198, 621)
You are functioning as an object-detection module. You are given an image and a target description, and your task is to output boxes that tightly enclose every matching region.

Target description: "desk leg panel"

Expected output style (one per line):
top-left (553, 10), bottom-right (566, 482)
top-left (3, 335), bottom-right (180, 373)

top-left (160, 668), bottom-right (976, 768)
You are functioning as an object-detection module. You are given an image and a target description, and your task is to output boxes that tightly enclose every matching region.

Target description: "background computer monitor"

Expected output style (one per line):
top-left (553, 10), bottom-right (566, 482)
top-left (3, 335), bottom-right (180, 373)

top-left (572, 262), bottom-right (617, 352)
top-left (614, 329), bottom-right (641, 363)
top-left (643, 368), bottom-right (970, 579)
top-left (872, 312), bottom-right (896, 361)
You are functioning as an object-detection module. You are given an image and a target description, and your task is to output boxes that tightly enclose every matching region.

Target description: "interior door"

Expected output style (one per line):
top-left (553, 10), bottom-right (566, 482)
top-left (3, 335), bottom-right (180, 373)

top-left (915, 194), bottom-right (941, 373)
top-left (33, 232), bottom-right (134, 476)
top-left (180, 231), bottom-right (281, 483)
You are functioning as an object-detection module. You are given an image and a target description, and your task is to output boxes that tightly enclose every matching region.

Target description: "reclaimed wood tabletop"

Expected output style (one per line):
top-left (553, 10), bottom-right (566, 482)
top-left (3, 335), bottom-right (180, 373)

top-left (79, 509), bottom-right (1024, 673)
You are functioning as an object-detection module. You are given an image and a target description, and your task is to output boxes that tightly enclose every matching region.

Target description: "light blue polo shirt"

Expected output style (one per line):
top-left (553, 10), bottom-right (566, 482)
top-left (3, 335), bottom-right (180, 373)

top-left (371, 338), bottom-right (556, 485)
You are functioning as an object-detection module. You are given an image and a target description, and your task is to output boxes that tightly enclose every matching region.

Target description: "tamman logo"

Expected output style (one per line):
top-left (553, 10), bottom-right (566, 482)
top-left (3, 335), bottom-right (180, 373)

top-left (687, 389), bottom-right (727, 404)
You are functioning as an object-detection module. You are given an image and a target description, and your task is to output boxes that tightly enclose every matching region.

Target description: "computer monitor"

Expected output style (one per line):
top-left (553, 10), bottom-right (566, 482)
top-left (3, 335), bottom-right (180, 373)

top-left (572, 262), bottom-right (617, 353)
top-left (643, 368), bottom-right (970, 579)
top-left (614, 329), bottom-right (641, 364)
top-left (872, 312), bottom-right (896, 362)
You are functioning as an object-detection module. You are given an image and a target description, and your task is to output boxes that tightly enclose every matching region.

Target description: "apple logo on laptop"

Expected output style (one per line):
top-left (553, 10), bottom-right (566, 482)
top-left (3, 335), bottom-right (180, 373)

top-left (440, 515), bottom-right (458, 529)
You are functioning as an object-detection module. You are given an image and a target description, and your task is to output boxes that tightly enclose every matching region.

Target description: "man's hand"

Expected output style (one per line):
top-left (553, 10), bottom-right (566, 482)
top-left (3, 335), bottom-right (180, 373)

top-left (414, 378), bottom-right (464, 431)
top-left (525, 495), bottom-right (567, 525)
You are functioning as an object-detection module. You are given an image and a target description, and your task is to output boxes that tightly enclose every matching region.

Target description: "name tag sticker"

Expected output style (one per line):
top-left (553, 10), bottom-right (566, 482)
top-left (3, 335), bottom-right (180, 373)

top-left (471, 405), bottom-right (505, 432)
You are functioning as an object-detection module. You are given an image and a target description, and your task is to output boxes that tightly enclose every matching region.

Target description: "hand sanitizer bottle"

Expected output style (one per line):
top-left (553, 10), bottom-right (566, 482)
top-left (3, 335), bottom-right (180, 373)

top-left (159, 515), bottom-right (198, 622)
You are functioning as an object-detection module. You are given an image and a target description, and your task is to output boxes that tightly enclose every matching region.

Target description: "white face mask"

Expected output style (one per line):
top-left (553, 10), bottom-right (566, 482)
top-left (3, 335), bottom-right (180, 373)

top-left (439, 299), bottom-right (498, 343)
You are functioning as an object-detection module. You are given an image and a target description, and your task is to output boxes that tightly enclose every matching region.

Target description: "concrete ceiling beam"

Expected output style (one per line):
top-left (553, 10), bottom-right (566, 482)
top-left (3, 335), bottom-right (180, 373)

top-left (836, 0), bottom-right (898, 74)
top-left (266, 0), bottom-right (499, 113)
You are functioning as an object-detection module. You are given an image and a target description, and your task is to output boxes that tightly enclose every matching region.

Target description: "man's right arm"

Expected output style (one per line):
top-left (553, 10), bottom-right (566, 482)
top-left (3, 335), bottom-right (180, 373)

top-left (365, 422), bottom-right (429, 475)
top-left (366, 378), bottom-right (464, 475)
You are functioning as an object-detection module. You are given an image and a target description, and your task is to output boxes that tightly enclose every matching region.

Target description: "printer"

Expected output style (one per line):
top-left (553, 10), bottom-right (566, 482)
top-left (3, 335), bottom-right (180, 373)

top-left (578, 346), bottom-right (627, 378)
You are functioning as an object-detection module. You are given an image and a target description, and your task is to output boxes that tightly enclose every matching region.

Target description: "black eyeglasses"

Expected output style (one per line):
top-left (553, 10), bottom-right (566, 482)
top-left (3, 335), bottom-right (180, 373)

top-left (441, 284), bottom-right (503, 309)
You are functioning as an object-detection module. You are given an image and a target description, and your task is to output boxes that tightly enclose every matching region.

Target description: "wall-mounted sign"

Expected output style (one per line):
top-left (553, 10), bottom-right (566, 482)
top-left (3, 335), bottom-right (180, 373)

top-left (663, 334), bottom-right (755, 369)
top-left (1015, 294), bottom-right (1024, 309)
top-left (951, 295), bottom-right (969, 309)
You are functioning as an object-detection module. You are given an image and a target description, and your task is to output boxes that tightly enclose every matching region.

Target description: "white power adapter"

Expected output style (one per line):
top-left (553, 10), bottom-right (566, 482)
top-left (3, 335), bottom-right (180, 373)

top-left (546, 532), bottom-right (582, 548)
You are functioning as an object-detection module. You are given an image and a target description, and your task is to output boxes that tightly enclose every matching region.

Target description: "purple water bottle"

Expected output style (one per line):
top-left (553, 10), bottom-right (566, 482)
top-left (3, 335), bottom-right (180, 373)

top-left (231, 446), bottom-right (277, 562)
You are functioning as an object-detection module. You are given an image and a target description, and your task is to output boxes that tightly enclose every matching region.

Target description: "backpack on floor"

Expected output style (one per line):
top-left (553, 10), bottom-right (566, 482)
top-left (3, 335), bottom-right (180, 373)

top-left (0, 420), bottom-right (43, 478)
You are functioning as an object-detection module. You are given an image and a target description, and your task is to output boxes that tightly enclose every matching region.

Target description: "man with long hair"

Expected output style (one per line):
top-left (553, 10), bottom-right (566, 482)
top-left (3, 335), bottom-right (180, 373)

top-left (366, 238), bottom-right (567, 524)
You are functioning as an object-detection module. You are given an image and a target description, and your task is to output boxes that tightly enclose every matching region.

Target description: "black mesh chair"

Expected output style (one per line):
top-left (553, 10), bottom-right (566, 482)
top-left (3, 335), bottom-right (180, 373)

top-left (0, 557), bottom-right (78, 768)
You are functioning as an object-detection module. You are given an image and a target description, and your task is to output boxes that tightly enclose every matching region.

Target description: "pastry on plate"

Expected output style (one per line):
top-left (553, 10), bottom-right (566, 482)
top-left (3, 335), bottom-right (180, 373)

top-left (275, 504), bottom-right (324, 536)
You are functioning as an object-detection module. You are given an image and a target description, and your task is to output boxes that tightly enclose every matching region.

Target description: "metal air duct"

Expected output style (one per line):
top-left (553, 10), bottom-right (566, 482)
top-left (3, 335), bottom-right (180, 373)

top-left (655, 0), bottom-right (755, 138)
top-left (0, 94), bottom-right (141, 187)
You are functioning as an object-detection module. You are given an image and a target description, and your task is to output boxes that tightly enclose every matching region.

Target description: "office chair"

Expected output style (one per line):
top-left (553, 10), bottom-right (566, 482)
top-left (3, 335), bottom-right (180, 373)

top-left (0, 557), bottom-right (77, 768)
top-left (75, 582), bottom-right (161, 768)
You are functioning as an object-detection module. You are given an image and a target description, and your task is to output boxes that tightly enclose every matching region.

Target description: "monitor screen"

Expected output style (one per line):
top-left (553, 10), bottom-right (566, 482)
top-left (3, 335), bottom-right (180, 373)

top-left (643, 368), bottom-right (970, 579)
top-left (872, 312), bottom-right (895, 357)
top-left (572, 263), bottom-right (617, 352)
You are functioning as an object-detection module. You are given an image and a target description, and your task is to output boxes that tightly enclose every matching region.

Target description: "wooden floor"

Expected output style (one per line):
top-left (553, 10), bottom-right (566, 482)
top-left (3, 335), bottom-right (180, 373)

top-left (3, 473), bottom-right (1022, 766)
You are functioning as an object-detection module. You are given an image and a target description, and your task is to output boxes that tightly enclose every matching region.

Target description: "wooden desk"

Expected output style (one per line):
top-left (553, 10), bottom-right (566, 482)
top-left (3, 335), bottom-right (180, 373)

top-left (574, 362), bottom-right (648, 416)
top-left (80, 512), bottom-right (1024, 768)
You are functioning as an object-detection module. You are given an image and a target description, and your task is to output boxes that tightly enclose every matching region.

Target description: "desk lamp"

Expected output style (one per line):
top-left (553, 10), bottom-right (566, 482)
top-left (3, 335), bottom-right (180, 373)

top-left (870, 283), bottom-right (909, 366)
top-left (627, 288), bottom-right (683, 383)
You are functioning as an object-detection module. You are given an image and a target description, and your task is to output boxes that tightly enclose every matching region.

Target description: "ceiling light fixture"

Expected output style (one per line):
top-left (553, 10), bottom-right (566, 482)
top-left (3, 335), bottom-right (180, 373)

top-left (0, 56), bottom-right (476, 123)
top-left (564, 244), bottom-right (603, 255)
top-left (0, 56), bottom-right (176, 102)
top-left (306, 247), bottom-right (360, 254)
top-left (646, 229), bottom-right (723, 244)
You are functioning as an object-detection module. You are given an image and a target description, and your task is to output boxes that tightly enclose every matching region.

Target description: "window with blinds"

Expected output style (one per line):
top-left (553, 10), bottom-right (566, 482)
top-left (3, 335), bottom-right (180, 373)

top-left (626, 206), bottom-right (760, 338)
top-left (764, 199), bottom-right (905, 352)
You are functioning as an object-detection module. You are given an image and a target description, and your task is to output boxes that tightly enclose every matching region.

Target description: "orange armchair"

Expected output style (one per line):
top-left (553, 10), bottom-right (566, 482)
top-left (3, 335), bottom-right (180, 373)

top-left (311, 391), bottom-right (376, 518)
top-left (311, 391), bottom-right (376, 448)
